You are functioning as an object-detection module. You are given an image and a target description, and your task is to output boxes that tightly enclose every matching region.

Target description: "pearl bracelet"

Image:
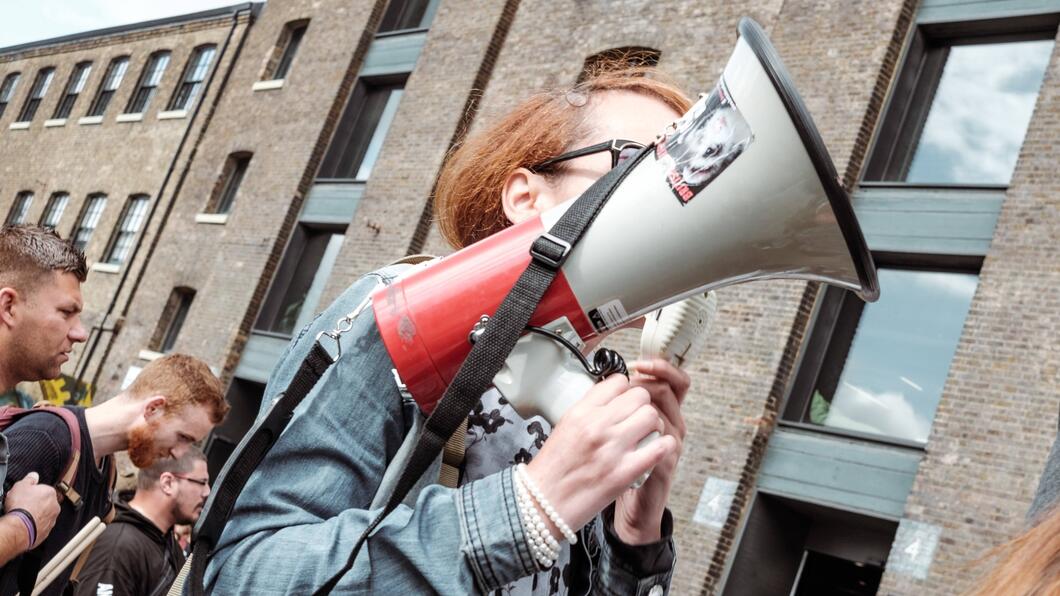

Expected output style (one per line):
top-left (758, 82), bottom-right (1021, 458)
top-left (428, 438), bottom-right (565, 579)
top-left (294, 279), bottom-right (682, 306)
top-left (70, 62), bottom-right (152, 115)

top-left (513, 474), bottom-right (559, 569)
top-left (515, 464), bottom-right (578, 545)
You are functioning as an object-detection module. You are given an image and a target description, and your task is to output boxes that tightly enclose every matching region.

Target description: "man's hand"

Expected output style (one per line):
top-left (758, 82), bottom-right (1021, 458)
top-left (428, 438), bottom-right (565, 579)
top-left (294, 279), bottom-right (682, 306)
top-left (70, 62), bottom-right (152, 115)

top-left (6, 472), bottom-right (60, 548)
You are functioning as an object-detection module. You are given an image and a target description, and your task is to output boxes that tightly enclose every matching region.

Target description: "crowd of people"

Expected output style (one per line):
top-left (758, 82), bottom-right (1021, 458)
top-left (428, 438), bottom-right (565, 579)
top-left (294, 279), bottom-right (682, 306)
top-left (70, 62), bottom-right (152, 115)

top-left (0, 65), bottom-right (1057, 596)
top-left (0, 225), bottom-right (226, 595)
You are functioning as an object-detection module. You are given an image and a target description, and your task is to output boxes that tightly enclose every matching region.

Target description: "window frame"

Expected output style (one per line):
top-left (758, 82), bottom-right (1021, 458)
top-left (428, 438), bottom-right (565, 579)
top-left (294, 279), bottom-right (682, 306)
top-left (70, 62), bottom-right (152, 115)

top-left (269, 20), bottom-right (309, 81)
top-left (86, 56), bottom-right (130, 118)
top-left (316, 77), bottom-right (405, 181)
top-left (53, 61), bottom-right (92, 119)
top-left (125, 50), bottom-right (171, 115)
top-left (39, 192), bottom-right (70, 229)
top-left (102, 194), bottom-right (150, 266)
top-left (377, 0), bottom-right (440, 34)
top-left (863, 18), bottom-right (1058, 185)
top-left (168, 44), bottom-right (217, 111)
top-left (71, 193), bottom-right (108, 252)
top-left (254, 224), bottom-right (345, 337)
top-left (779, 252), bottom-right (984, 449)
top-left (5, 191), bottom-right (34, 225)
top-left (210, 152), bottom-right (252, 214)
top-left (152, 286), bottom-right (196, 353)
top-left (0, 72), bottom-right (20, 119)
top-left (16, 67), bottom-right (55, 123)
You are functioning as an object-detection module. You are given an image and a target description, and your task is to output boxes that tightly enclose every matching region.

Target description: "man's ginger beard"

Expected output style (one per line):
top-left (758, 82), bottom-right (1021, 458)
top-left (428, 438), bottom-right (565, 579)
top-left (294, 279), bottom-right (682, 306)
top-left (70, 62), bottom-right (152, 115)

top-left (128, 418), bottom-right (161, 468)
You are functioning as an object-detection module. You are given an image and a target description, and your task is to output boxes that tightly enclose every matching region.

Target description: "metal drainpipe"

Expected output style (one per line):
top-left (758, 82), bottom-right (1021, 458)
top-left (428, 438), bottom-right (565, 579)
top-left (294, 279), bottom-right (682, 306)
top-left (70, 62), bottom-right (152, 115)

top-left (74, 4), bottom-right (256, 393)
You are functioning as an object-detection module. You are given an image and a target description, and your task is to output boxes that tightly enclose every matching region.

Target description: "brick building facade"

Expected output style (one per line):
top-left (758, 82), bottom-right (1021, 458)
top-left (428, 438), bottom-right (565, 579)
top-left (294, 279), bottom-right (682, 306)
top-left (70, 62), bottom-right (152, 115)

top-left (2, 1), bottom-right (1058, 594)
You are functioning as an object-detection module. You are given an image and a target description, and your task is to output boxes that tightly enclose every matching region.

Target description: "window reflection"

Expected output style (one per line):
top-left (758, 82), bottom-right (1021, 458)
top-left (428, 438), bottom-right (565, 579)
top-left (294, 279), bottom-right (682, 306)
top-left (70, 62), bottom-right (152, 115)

top-left (905, 39), bottom-right (1052, 185)
top-left (809, 269), bottom-right (978, 443)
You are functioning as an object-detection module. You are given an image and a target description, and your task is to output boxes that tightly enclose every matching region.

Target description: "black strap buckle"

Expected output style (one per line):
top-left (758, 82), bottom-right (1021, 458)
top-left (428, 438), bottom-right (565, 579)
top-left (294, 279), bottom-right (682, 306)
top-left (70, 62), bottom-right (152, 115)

top-left (530, 233), bottom-right (572, 270)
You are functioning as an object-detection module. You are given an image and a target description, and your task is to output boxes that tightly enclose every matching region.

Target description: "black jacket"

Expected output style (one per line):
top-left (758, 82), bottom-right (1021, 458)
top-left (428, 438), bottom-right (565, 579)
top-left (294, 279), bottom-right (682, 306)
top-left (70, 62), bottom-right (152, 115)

top-left (72, 502), bottom-right (185, 596)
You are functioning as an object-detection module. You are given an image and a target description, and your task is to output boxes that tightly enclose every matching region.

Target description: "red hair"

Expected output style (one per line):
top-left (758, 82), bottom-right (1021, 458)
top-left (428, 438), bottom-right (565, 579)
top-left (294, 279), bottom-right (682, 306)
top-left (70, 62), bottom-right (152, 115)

top-left (434, 68), bottom-right (691, 249)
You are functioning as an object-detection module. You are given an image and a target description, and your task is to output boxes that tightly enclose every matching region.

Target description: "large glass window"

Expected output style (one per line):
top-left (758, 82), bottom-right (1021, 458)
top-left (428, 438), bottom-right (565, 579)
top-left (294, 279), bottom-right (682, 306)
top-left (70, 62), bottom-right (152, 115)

top-left (270, 21), bottom-right (308, 80)
top-left (126, 51), bottom-right (170, 114)
top-left (16, 67), bottom-right (55, 122)
top-left (39, 192), bottom-right (69, 229)
top-left (72, 194), bottom-right (107, 252)
top-left (53, 62), bottom-right (92, 119)
top-left (6, 192), bottom-right (33, 225)
top-left (784, 268), bottom-right (978, 444)
top-left (0, 73), bottom-right (20, 119)
top-left (255, 226), bottom-right (344, 336)
top-left (169, 45), bottom-right (216, 111)
top-left (317, 82), bottom-right (404, 180)
top-left (87, 56), bottom-right (129, 117)
top-left (153, 287), bottom-right (196, 353)
top-left (378, 0), bottom-right (440, 33)
top-left (104, 195), bottom-right (149, 265)
top-left (865, 33), bottom-right (1053, 185)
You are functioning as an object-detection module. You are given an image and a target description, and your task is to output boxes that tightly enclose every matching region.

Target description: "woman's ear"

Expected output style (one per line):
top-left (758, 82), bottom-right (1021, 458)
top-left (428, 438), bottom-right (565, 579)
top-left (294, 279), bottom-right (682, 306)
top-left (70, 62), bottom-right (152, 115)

top-left (502, 167), bottom-right (554, 224)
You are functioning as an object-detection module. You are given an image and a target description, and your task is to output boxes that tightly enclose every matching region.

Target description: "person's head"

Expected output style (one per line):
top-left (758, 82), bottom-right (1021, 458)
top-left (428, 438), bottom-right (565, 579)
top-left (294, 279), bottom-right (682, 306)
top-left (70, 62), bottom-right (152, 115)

top-left (434, 68), bottom-right (692, 250)
top-left (135, 446), bottom-right (210, 527)
top-left (0, 225), bottom-right (88, 389)
top-left (124, 354), bottom-right (227, 468)
top-left (965, 504), bottom-right (1060, 596)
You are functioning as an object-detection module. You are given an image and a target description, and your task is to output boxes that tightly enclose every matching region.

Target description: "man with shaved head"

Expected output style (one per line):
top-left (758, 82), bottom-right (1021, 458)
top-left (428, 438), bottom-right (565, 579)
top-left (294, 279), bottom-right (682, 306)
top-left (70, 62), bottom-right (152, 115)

top-left (0, 225), bottom-right (88, 568)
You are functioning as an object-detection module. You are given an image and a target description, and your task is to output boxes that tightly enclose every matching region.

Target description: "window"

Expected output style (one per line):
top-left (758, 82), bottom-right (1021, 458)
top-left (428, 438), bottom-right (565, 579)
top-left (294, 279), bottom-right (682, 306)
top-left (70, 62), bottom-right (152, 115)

top-left (39, 192), bottom-right (69, 229)
top-left (169, 45), bottom-right (216, 111)
top-left (864, 30), bottom-right (1053, 185)
top-left (87, 56), bottom-right (129, 117)
top-left (317, 82), bottom-right (404, 180)
top-left (16, 67), bottom-right (55, 122)
top-left (152, 287), bottom-right (196, 353)
top-left (269, 21), bottom-right (308, 80)
top-left (6, 191), bottom-right (33, 225)
top-left (783, 266), bottom-right (979, 444)
top-left (53, 62), bottom-right (92, 119)
top-left (126, 51), bottom-right (170, 114)
top-left (255, 226), bottom-right (344, 335)
top-left (103, 195), bottom-right (149, 265)
top-left (210, 152), bottom-right (251, 214)
top-left (578, 46), bottom-right (660, 82)
top-left (72, 194), bottom-right (107, 252)
top-left (378, 0), bottom-right (440, 33)
top-left (0, 73), bottom-right (20, 119)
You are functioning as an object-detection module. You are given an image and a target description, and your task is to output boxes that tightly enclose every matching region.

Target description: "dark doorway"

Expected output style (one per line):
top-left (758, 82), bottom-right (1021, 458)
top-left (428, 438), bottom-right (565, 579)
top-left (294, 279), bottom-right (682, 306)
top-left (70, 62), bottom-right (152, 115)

top-left (793, 550), bottom-right (884, 596)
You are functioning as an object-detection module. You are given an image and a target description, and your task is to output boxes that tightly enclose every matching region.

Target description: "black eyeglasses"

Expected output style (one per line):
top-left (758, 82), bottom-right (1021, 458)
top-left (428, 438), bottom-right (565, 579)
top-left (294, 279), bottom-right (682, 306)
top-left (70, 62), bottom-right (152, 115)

top-left (532, 139), bottom-right (645, 172)
top-left (173, 475), bottom-right (209, 487)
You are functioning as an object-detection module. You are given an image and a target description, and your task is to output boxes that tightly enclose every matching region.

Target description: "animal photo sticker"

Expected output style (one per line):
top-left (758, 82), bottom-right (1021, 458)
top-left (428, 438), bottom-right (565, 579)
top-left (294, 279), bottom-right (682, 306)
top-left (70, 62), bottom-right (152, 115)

top-left (655, 79), bottom-right (753, 204)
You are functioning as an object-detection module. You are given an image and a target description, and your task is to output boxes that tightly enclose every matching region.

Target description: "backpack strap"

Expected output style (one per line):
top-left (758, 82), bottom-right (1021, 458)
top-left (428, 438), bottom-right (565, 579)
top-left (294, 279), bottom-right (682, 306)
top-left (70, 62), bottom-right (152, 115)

top-left (30, 404), bottom-right (84, 509)
top-left (437, 418), bottom-right (467, 489)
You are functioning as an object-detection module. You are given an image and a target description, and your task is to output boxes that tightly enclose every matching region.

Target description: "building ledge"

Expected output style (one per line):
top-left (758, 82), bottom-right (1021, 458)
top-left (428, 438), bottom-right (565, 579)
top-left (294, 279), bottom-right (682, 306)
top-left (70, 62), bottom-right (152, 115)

top-left (158, 109), bottom-right (187, 120)
top-left (44, 118), bottom-right (67, 128)
top-left (90, 262), bottom-right (121, 274)
top-left (252, 79), bottom-right (284, 91)
top-left (116, 113), bottom-right (143, 123)
top-left (137, 349), bottom-right (164, 362)
top-left (8, 121), bottom-right (30, 130)
top-left (195, 213), bottom-right (228, 225)
top-left (78, 115), bottom-right (103, 125)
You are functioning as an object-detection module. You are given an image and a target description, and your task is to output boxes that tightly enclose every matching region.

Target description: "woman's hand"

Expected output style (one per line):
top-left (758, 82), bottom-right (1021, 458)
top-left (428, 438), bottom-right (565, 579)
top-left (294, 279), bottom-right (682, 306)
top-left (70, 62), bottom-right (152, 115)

top-left (614, 358), bottom-right (690, 544)
top-left (525, 374), bottom-right (678, 539)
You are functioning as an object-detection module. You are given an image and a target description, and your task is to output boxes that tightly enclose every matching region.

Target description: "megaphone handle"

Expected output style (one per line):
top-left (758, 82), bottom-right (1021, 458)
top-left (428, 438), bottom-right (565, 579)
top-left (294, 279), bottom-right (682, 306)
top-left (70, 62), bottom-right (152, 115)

top-left (631, 431), bottom-right (661, 488)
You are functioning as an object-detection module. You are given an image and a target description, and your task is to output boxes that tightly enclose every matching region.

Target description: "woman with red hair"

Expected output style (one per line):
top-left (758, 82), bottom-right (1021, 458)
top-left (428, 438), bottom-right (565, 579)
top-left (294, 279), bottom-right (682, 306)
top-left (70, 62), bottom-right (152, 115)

top-left (205, 68), bottom-right (696, 595)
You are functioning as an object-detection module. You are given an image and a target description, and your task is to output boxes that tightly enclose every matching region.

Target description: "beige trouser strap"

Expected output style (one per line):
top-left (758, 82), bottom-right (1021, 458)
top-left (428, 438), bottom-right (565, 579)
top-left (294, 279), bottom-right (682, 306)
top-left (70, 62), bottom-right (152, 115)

top-left (437, 418), bottom-right (468, 488)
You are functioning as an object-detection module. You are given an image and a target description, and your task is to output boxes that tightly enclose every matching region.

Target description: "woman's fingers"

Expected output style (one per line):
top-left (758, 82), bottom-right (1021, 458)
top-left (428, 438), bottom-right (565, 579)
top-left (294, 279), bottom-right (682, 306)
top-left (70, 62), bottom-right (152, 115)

top-left (631, 359), bottom-right (691, 402)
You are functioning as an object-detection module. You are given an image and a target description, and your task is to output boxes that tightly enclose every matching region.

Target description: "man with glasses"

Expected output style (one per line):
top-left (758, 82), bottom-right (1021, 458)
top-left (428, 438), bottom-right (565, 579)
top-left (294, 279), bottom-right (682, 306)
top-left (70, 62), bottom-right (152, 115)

top-left (74, 447), bottom-right (210, 596)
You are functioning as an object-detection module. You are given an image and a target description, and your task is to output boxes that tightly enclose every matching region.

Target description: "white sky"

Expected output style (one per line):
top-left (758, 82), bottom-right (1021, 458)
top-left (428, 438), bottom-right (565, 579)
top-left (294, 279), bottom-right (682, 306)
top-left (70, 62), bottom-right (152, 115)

top-left (0, 1), bottom-right (260, 49)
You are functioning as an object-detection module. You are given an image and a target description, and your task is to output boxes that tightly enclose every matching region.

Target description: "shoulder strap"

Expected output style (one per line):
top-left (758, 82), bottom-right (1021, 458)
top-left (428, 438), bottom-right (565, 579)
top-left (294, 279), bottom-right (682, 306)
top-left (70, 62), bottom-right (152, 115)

top-left (311, 147), bottom-right (641, 595)
top-left (437, 418), bottom-right (467, 489)
top-left (3, 405), bottom-right (85, 509)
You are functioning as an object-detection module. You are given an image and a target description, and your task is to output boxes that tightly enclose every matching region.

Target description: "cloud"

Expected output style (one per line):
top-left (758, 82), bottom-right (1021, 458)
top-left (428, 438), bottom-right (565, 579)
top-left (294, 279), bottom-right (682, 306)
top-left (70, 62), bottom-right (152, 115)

top-left (824, 381), bottom-right (932, 442)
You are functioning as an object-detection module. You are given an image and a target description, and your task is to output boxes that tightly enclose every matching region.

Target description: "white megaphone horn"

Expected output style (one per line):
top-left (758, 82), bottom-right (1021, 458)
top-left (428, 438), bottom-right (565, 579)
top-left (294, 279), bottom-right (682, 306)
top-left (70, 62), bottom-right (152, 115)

top-left (372, 17), bottom-right (880, 421)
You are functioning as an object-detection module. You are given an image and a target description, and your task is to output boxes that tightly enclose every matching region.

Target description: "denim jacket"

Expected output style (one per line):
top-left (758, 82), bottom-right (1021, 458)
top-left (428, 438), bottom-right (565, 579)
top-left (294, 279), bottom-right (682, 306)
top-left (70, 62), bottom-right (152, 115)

top-left (203, 266), bottom-right (675, 594)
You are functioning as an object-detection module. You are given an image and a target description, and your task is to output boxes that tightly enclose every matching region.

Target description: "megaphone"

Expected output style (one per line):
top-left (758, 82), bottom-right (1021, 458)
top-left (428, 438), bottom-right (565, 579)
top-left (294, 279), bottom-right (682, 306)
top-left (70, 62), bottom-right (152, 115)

top-left (373, 17), bottom-right (879, 417)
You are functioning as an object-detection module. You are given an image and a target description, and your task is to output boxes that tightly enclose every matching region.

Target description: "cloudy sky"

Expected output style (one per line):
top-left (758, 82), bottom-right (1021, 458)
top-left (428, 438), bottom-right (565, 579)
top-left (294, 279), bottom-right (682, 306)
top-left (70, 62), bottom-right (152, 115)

top-left (0, 0), bottom-right (257, 49)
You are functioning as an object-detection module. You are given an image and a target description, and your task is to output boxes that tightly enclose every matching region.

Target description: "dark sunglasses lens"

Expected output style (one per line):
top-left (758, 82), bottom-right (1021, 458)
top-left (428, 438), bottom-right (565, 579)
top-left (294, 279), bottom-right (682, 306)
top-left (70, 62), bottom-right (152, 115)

top-left (616, 145), bottom-right (643, 166)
